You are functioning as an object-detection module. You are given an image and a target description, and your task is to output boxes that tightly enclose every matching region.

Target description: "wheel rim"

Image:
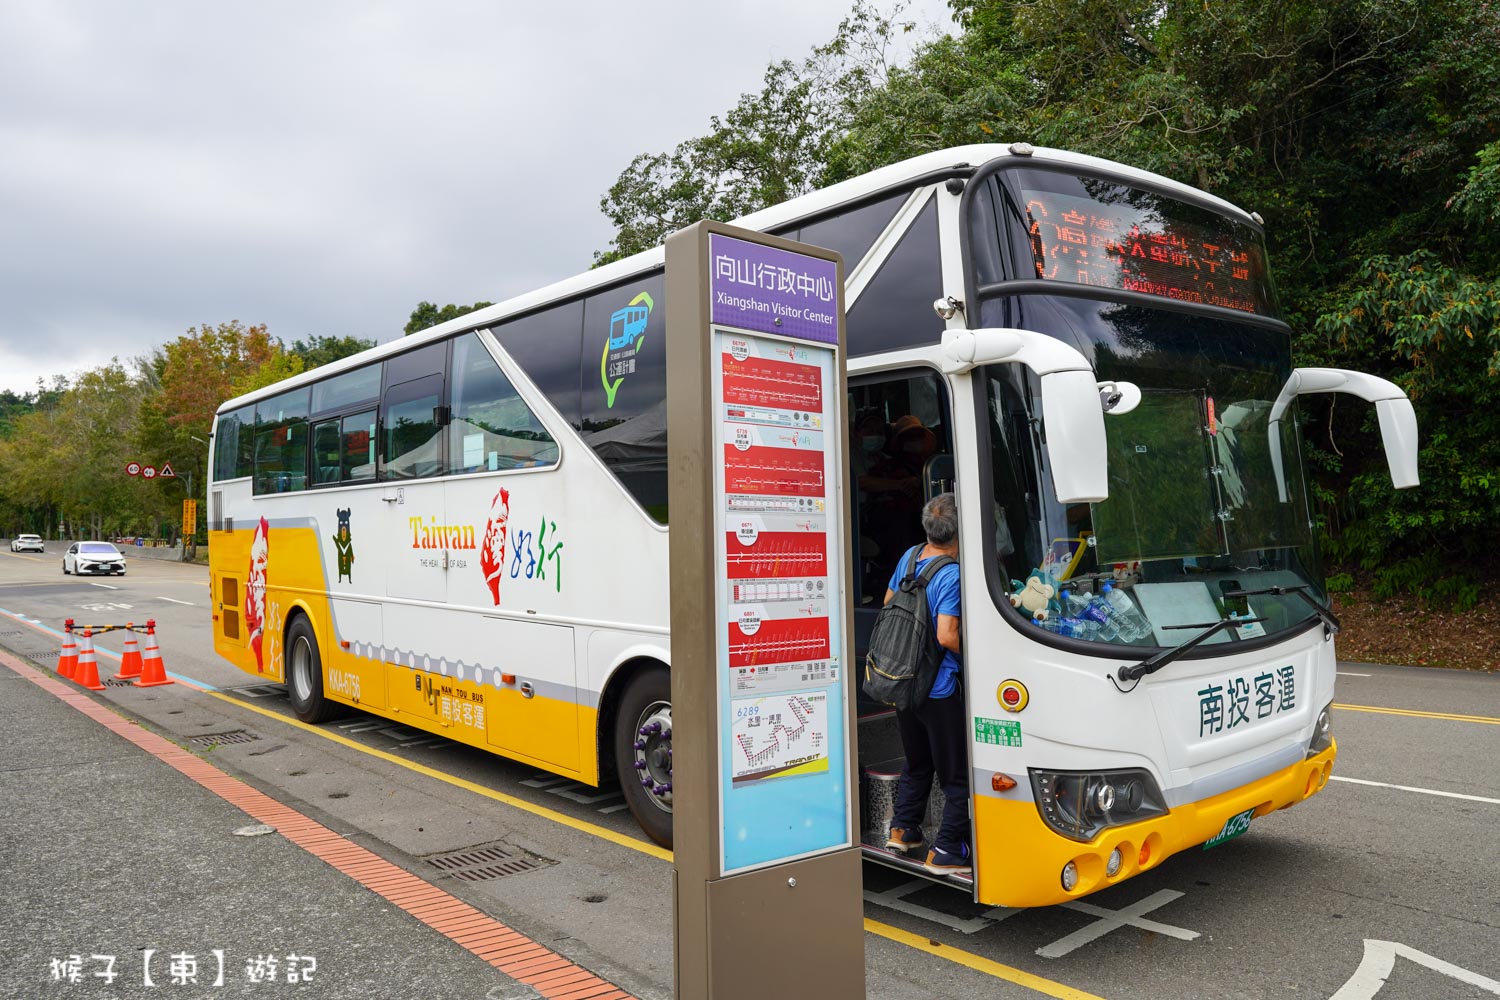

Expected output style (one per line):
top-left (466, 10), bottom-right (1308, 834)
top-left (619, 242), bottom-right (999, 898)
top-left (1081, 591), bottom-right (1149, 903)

top-left (631, 701), bottom-right (673, 813)
top-left (290, 635), bottom-right (313, 702)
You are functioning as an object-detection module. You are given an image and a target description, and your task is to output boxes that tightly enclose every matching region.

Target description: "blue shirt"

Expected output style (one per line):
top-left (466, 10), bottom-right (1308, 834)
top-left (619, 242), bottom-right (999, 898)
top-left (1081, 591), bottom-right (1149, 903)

top-left (887, 547), bottom-right (962, 699)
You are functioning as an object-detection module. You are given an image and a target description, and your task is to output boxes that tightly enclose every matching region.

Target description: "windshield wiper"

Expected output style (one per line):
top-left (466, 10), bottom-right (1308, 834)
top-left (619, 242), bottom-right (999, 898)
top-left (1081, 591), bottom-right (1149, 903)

top-left (1223, 584), bottom-right (1340, 637)
top-left (1117, 617), bottom-right (1268, 684)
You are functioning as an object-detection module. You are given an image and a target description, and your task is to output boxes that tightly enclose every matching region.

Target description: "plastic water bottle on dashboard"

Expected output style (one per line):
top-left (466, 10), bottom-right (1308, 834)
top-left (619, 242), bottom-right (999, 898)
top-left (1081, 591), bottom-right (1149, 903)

top-left (1081, 592), bottom-right (1120, 641)
top-left (1102, 583), bottom-right (1151, 641)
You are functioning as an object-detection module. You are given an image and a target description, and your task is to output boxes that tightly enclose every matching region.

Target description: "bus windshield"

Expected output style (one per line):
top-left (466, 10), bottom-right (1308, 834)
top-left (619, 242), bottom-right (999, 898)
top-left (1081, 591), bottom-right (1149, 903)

top-left (977, 171), bottom-right (1324, 651)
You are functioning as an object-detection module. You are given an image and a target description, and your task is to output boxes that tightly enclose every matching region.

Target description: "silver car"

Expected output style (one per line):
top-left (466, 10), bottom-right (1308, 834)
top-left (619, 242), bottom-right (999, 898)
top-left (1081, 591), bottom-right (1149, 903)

top-left (64, 541), bottom-right (127, 576)
top-left (9, 534), bottom-right (44, 553)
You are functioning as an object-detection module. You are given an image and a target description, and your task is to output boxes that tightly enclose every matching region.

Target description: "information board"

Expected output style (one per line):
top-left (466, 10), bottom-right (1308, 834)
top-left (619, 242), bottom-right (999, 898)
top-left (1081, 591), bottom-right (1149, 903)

top-left (707, 233), bottom-right (851, 875)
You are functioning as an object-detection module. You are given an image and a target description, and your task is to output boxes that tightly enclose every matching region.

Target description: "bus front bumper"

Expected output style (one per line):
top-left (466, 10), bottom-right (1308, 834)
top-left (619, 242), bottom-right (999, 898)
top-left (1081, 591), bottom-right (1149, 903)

top-left (974, 742), bottom-right (1338, 908)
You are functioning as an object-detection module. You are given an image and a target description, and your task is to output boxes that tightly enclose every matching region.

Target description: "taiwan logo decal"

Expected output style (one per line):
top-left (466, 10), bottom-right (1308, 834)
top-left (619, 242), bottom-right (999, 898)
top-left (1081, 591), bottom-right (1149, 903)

top-left (479, 486), bottom-right (510, 606)
top-left (600, 290), bottom-right (653, 408)
top-left (332, 507), bottom-right (355, 583)
top-left (246, 516), bottom-right (269, 672)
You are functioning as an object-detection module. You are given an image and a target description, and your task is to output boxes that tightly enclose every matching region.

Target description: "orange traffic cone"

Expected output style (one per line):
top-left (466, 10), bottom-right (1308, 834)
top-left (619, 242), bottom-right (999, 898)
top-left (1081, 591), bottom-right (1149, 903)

top-left (74, 630), bottom-right (105, 691)
top-left (116, 623), bottom-right (144, 681)
top-left (58, 622), bottom-right (78, 680)
top-left (133, 620), bottom-right (173, 687)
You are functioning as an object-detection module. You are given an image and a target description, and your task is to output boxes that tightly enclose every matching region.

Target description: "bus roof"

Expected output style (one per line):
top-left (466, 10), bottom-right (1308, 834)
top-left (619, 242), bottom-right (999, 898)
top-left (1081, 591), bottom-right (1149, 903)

top-left (217, 143), bottom-right (1260, 414)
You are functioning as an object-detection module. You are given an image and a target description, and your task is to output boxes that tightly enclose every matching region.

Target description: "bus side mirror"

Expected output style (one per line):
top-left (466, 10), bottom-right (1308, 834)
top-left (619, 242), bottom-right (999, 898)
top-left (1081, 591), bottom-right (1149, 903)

top-left (941, 328), bottom-right (1109, 504)
top-left (1268, 367), bottom-right (1420, 502)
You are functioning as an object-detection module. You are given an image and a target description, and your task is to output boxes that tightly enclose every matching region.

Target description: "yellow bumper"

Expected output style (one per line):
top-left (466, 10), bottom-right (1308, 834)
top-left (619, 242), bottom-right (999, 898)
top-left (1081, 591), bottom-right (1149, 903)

top-left (974, 742), bottom-right (1338, 907)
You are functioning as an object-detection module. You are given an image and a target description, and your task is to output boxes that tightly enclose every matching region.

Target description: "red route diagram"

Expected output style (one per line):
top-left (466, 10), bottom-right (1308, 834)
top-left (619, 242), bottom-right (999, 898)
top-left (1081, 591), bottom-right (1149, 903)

top-left (722, 354), bottom-right (822, 411)
top-left (735, 695), bottom-right (818, 768)
top-left (723, 445), bottom-right (824, 496)
top-left (724, 531), bottom-right (826, 579)
top-left (728, 617), bottom-right (831, 667)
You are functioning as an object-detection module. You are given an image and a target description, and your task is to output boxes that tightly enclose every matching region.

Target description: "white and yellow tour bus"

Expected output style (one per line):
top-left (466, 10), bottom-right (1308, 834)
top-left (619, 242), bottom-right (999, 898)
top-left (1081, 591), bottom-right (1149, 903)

top-left (208, 144), bottom-right (1419, 907)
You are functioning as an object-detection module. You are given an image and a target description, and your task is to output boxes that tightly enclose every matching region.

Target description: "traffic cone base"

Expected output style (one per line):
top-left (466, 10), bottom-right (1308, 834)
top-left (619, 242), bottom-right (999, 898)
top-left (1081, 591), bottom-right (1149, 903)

top-left (134, 626), bottom-right (173, 687)
top-left (58, 634), bottom-right (78, 681)
top-left (116, 627), bottom-right (144, 681)
top-left (74, 632), bottom-right (105, 691)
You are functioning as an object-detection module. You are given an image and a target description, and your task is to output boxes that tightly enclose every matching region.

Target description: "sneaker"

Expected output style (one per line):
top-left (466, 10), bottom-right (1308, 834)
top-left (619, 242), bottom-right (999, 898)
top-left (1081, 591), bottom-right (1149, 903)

top-left (884, 826), bottom-right (924, 852)
top-left (923, 842), bottom-right (972, 875)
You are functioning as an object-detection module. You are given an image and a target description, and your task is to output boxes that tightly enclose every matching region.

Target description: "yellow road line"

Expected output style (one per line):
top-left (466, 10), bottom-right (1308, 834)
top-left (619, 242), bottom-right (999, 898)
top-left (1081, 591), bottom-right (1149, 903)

top-left (209, 690), bottom-right (672, 861)
top-left (213, 690), bottom-right (1105, 999)
top-left (1334, 703), bottom-right (1500, 726)
top-left (864, 920), bottom-right (1107, 1000)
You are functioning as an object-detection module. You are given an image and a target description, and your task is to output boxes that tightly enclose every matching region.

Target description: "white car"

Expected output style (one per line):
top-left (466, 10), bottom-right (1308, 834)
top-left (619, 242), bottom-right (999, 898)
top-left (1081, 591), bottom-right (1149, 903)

top-left (10, 534), bottom-right (44, 553)
top-left (64, 541), bottom-right (126, 576)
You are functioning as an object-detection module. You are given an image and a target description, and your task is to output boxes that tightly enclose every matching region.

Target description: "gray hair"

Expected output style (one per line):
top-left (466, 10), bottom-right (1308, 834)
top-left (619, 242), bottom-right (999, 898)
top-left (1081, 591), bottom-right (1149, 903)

top-left (921, 492), bottom-right (958, 545)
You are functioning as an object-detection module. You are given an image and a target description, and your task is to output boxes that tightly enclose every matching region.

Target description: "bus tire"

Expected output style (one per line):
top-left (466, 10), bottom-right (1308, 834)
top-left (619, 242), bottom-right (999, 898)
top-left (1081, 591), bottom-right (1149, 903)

top-left (614, 665), bottom-right (673, 848)
top-left (285, 615), bottom-right (340, 724)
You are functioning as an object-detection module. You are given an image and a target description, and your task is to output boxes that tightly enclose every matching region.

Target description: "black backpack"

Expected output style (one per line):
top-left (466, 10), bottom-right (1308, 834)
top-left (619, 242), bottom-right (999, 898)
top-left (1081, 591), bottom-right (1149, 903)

top-left (862, 545), bottom-right (956, 712)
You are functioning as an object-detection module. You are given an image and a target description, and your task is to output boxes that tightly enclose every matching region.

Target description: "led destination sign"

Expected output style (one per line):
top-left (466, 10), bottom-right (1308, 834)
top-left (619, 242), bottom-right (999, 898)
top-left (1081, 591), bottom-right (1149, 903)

top-left (1017, 176), bottom-right (1275, 317)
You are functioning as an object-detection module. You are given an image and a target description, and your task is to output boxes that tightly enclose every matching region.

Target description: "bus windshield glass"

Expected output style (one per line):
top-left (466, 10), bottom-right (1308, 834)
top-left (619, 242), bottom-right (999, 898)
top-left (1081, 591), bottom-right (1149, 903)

top-left (977, 171), bottom-right (1323, 650)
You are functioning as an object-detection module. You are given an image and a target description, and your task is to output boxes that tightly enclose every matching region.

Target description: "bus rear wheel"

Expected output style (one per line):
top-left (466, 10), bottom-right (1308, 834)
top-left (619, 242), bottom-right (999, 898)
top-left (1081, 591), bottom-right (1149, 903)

top-left (285, 615), bottom-right (340, 724)
top-left (614, 666), bottom-right (672, 848)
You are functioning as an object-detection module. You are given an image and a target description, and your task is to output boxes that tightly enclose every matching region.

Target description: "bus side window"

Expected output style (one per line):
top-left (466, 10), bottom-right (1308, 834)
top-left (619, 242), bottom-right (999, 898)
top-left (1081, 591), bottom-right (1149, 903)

top-left (448, 333), bottom-right (558, 473)
top-left (253, 388), bottom-right (309, 495)
top-left (381, 374), bottom-right (444, 480)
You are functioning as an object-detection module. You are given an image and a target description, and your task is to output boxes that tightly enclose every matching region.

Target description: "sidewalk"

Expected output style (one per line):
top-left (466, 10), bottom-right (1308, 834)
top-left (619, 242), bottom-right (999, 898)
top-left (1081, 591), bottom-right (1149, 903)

top-left (0, 650), bottom-right (632, 1000)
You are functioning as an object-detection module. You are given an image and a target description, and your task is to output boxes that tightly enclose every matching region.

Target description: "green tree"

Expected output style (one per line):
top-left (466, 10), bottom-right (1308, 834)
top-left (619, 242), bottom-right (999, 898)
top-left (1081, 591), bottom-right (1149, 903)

top-left (290, 335), bottom-right (377, 370)
top-left (594, 2), bottom-right (914, 265)
top-left (404, 301), bottom-right (494, 336)
top-left (593, 0), bottom-right (1500, 601)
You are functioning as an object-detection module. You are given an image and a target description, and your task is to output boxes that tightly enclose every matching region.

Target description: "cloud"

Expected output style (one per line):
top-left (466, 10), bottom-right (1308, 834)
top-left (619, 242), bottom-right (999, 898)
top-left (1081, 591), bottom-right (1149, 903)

top-left (0, 1), bottom-right (954, 396)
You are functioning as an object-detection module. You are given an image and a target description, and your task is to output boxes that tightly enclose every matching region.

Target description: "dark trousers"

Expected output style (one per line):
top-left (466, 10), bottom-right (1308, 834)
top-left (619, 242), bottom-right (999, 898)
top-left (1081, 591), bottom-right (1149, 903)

top-left (891, 692), bottom-right (970, 855)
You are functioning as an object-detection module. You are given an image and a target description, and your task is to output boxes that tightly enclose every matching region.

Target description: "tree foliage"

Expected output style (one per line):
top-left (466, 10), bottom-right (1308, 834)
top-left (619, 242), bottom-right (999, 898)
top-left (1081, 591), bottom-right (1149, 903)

top-left (290, 334), bottom-right (377, 370)
top-left (404, 301), bottom-right (494, 336)
top-left (0, 322), bottom-right (304, 542)
top-left (596, 0), bottom-right (1500, 602)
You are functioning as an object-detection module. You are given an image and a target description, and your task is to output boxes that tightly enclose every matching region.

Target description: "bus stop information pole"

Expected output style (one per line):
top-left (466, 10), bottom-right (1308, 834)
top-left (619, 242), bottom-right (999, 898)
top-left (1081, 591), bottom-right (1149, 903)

top-left (666, 220), bottom-right (863, 999)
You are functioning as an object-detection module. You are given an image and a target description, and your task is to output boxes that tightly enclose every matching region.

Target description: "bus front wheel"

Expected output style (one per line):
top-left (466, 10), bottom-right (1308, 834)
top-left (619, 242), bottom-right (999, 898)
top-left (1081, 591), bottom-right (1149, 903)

top-left (285, 615), bottom-right (340, 724)
top-left (614, 666), bottom-right (673, 848)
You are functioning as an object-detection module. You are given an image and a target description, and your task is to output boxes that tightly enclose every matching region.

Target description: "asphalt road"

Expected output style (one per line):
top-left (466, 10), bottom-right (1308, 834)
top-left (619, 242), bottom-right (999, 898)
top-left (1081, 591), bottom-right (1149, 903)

top-left (1, 543), bottom-right (1496, 999)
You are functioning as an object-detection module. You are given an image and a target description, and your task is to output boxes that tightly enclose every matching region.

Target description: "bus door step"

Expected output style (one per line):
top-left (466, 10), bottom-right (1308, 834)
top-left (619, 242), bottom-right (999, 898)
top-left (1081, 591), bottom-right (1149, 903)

top-left (860, 758), bottom-right (947, 849)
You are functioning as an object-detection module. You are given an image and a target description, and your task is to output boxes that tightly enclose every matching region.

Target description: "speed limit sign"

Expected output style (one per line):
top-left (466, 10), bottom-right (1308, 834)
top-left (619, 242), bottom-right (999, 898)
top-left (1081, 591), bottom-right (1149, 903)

top-left (142, 466), bottom-right (157, 479)
top-left (126, 462), bottom-right (141, 477)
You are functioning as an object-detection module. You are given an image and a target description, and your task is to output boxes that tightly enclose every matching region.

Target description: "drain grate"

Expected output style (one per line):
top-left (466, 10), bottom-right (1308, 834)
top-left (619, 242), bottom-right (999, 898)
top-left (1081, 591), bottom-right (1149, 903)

top-left (190, 730), bottom-right (261, 749)
top-left (32, 650), bottom-right (58, 659)
top-left (0, 629), bottom-right (24, 636)
top-left (226, 683), bottom-right (286, 699)
top-left (425, 844), bottom-right (552, 882)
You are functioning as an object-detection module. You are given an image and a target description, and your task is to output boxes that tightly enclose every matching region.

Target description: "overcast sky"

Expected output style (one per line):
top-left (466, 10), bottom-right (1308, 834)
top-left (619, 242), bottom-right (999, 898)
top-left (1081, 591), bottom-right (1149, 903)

top-left (0, 1), bottom-right (954, 396)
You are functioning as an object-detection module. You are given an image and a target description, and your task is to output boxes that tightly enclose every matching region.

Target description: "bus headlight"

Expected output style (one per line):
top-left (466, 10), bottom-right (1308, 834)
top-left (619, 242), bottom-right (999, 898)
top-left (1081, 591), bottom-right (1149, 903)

top-left (1306, 701), bottom-right (1333, 758)
top-left (1030, 768), bottom-right (1168, 843)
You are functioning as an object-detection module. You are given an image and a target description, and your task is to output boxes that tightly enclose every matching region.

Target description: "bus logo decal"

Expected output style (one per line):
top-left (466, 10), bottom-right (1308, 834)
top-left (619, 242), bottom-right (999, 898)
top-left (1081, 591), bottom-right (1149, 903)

top-left (408, 515), bottom-right (477, 551)
top-left (600, 290), bottom-right (654, 408)
top-left (332, 507), bottom-right (355, 584)
top-left (480, 486), bottom-right (510, 606)
top-left (246, 516), bottom-right (269, 673)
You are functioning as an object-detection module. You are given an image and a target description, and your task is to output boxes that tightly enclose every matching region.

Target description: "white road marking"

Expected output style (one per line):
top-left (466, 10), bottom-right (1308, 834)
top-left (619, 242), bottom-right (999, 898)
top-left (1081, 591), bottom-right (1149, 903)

top-left (1330, 775), bottom-right (1500, 805)
top-left (1036, 889), bottom-right (1199, 958)
top-left (157, 596), bottom-right (195, 606)
top-left (1337, 671), bottom-right (1371, 677)
top-left (89, 583), bottom-right (118, 590)
top-left (1330, 939), bottom-right (1500, 998)
top-left (864, 878), bottom-right (1018, 934)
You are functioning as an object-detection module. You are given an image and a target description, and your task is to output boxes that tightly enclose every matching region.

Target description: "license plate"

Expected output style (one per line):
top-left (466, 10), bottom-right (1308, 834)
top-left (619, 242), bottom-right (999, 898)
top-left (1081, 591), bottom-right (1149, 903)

top-left (1203, 807), bottom-right (1255, 850)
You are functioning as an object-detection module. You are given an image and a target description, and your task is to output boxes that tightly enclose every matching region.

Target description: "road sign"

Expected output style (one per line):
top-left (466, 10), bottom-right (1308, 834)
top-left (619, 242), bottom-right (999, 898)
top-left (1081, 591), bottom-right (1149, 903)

top-left (183, 499), bottom-right (198, 533)
top-left (142, 466), bottom-right (157, 479)
top-left (126, 462), bottom-right (141, 477)
top-left (159, 463), bottom-right (176, 478)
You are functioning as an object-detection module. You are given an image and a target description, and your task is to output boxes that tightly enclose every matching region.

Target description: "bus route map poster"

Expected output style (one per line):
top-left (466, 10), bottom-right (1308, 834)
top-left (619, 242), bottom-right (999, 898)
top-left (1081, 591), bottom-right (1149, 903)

top-left (707, 232), bottom-right (850, 876)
